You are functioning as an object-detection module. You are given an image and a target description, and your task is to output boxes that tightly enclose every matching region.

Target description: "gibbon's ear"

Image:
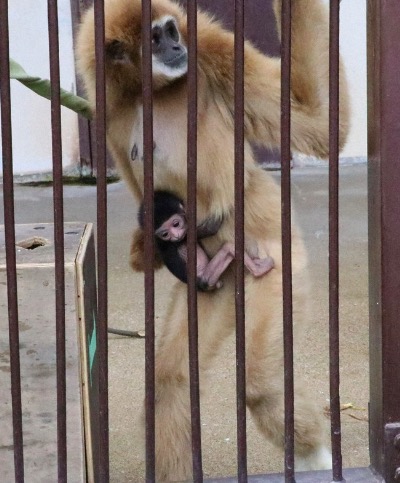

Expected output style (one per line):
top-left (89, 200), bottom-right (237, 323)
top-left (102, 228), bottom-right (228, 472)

top-left (105, 40), bottom-right (132, 64)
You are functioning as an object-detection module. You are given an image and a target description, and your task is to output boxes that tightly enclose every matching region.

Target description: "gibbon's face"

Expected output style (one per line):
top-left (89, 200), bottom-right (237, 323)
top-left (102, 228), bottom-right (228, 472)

top-left (156, 214), bottom-right (187, 242)
top-left (88, 0), bottom-right (189, 93)
top-left (150, 16), bottom-right (188, 81)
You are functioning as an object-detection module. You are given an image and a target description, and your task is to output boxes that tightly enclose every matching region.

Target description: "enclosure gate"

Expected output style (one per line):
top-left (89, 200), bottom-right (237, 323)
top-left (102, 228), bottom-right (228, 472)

top-left (1, 0), bottom-right (400, 482)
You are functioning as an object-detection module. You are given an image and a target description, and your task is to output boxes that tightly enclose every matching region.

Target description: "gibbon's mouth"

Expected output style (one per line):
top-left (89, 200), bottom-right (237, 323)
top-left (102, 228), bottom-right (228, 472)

top-left (164, 51), bottom-right (187, 67)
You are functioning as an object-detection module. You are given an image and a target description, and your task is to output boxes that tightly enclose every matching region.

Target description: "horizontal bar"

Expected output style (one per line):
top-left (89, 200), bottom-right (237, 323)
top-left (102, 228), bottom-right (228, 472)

top-left (206, 467), bottom-right (383, 483)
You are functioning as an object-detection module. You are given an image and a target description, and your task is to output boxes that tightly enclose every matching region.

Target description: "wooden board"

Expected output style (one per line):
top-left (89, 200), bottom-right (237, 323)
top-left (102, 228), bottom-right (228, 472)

top-left (0, 223), bottom-right (90, 482)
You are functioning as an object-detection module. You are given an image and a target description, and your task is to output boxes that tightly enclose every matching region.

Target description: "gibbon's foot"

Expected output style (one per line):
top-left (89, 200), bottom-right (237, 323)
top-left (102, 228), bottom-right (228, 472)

top-left (296, 445), bottom-right (332, 471)
top-left (250, 255), bottom-right (275, 277)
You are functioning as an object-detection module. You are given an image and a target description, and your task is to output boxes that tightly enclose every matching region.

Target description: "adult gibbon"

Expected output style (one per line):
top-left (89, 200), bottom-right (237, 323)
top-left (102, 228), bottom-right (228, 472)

top-left (76, 0), bottom-right (350, 480)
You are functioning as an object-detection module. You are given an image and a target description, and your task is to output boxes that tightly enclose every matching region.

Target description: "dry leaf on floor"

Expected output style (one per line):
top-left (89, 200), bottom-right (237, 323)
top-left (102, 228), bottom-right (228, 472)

top-left (323, 402), bottom-right (368, 422)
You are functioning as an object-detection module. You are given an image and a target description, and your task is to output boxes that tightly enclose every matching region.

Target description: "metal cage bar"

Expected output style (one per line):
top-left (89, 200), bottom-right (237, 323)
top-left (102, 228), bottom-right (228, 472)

top-left (280, 1), bottom-right (295, 481)
top-left (141, 1), bottom-right (156, 481)
top-left (328, 1), bottom-right (343, 481)
top-left (0, 1), bottom-right (25, 481)
top-left (233, 0), bottom-right (247, 481)
top-left (93, 0), bottom-right (110, 480)
top-left (186, 1), bottom-right (204, 480)
top-left (47, 1), bottom-right (67, 480)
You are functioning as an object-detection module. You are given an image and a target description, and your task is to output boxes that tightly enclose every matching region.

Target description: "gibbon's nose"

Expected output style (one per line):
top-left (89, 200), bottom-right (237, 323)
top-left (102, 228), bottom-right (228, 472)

top-left (171, 229), bottom-right (182, 241)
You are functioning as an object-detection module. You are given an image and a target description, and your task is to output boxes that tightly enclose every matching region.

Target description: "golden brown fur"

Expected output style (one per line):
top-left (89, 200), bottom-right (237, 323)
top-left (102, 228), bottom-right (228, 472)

top-left (76, 0), bottom-right (350, 480)
top-left (129, 228), bottom-right (163, 272)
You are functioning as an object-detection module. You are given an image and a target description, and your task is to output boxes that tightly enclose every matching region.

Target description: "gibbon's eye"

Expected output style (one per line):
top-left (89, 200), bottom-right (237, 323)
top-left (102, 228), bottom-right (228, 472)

top-left (172, 220), bottom-right (180, 228)
top-left (152, 27), bottom-right (162, 46)
top-left (162, 232), bottom-right (169, 239)
top-left (166, 21), bottom-right (179, 42)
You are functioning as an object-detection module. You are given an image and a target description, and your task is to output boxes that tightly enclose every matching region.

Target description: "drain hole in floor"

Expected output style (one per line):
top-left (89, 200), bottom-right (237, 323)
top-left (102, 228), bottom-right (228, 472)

top-left (16, 237), bottom-right (49, 250)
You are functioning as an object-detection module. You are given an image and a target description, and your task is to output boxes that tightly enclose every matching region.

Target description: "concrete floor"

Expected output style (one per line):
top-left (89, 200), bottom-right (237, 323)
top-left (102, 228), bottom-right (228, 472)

top-left (0, 163), bottom-right (369, 481)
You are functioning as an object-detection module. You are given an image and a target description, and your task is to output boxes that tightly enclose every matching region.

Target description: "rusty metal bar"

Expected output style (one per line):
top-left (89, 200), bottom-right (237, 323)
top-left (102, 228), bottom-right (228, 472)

top-left (205, 466), bottom-right (382, 483)
top-left (141, 0), bottom-right (156, 480)
top-left (328, 1), bottom-right (343, 481)
top-left (93, 0), bottom-right (109, 480)
top-left (233, 0), bottom-right (247, 481)
top-left (47, 1), bottom-right (67, 481)
top-left (0, 2), bottom-right (24, 481)
top-left (367, 1), bottom-right (400, 481)
top-left (280, 1), bottom-right (294, 481)
top-left (186, 1), bottom-right (203, 481)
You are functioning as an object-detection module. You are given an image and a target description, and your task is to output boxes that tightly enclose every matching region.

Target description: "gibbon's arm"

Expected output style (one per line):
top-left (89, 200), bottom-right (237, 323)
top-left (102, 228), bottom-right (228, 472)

top-left (197, 0), bottom-right (350, 159)
top-left (196, 215), bottom-right (223, 240)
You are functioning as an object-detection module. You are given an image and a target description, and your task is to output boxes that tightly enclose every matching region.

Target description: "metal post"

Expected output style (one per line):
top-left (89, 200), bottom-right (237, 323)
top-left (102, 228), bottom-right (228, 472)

top-left (367, 1), bottom-right (400, 482)
top-left (234, 0), bottom-right (247, 481)
top-left (93, 1), bottom-right (109, 480)
top-left (47, 1), bottom-right (67, 480)
top-left (0, 2), bottom-right (24, 480)
top-left (141, 1), bottom-right (156, 481)
top-left (280, 1), bottom-right (295, 481)
top-left (186, 1), bottom-right (204, 480)
top-left (328, 1), bottom-right (344, 480)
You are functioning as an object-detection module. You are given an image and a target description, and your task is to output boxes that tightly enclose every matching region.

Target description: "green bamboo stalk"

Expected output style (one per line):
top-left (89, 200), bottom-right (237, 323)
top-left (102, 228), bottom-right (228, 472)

top-left (9, 58), bottom-right (92, 120)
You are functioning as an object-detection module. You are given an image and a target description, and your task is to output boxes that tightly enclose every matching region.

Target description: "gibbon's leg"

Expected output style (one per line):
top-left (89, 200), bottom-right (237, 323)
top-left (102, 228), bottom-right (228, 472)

top-left (244, 270), bottom-right (332, 471)
top-left (152, 279), bottom-right (236, 481)
top-left (197, 243), bottom-right (234, 289)
top-left (198, 242), bottom-right (275, 290)
top-left (244, 253), bottom-right (275, 277)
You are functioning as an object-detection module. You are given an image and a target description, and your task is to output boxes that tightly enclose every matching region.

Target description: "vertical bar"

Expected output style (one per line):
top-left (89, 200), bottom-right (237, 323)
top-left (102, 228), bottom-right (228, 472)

top-left (47, 1), bottom-right (67, 481)
top-left (234, 0), bottom-right (247, 481)
top-left (141, 1), bottom-right (156, 480)
top-left (0, 2), bottom-right (24, 481)
top-left (280, 1), bottom-right (295, 482)
top-left (328, 1), bottom-right (343, 481)
top-left (368, 1), bottom-right (400, 481)
top-left (93, 1), bottom-right (109, 480)
top-left (186, 1), bottom-right (203, 481)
